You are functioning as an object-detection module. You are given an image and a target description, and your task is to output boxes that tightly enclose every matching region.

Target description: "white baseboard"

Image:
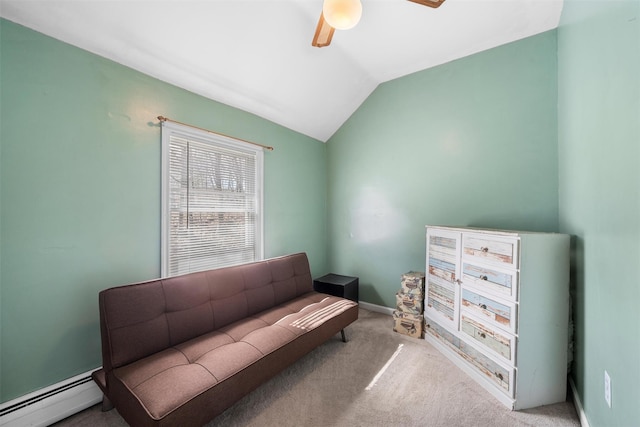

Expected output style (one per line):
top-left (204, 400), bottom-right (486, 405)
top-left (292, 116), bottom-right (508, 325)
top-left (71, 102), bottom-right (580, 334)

top-left (0, 369), bottom-right (102, 427)
top-left (569, 376), bottom-right (590, 427)
top-left (358, 301), bottom-right (394, 316)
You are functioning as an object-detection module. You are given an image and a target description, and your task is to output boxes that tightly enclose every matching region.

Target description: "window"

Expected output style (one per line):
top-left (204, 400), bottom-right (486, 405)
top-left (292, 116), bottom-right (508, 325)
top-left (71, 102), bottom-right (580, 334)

top-left (161, 121), bottom-right (263, 277)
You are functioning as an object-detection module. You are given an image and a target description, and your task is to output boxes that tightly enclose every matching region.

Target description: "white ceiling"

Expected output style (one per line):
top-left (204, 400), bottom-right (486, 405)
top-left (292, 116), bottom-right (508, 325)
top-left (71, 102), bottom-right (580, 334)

top-left (0, 0), bottom-right (563, 141)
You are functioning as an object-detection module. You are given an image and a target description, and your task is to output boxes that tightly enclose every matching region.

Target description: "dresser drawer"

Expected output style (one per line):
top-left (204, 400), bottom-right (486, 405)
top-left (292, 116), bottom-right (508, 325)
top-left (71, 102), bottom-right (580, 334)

top-left (461, 288), bottom-right (517, 333)
top-left (462, 262), bottom-right (518, 300)
top-left (425, 319), bottom-right (514, 396)
top-left (463, 234), bottom-right (519, 269)
top-left (461, 314), bottom-right (516, 363)
top-left (427, 230), bottom-right (460, 283)
top-left (425, 279), bottom-right (457, 324)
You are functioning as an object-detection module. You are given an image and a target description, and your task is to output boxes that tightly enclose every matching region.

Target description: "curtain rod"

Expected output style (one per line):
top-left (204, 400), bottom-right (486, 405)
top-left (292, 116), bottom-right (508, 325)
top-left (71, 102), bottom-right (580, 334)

top-left (157, 116), bottom-right (274, 151)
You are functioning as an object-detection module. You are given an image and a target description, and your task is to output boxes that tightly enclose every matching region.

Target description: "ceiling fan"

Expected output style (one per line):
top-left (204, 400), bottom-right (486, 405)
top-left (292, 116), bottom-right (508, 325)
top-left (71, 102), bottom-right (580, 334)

top-left (312, 0), bottom-right (447, 47)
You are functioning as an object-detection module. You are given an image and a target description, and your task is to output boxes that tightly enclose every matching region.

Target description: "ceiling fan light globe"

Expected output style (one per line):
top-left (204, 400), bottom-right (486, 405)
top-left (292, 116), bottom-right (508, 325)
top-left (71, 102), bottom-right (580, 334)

top-left (322, 0), bottom-right (362, 30)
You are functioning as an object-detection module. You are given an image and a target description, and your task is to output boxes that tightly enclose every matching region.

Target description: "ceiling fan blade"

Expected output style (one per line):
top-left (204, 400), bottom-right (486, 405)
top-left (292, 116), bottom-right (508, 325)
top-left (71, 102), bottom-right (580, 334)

top-left (408, 0), bottom-right (446, 8)
top-left (312, 13), bottom-right (335, 48)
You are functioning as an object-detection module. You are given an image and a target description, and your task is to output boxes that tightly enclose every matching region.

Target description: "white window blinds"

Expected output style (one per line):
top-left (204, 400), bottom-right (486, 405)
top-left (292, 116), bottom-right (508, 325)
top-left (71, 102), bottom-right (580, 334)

top-left (161, 121), bottom-right (263, 277)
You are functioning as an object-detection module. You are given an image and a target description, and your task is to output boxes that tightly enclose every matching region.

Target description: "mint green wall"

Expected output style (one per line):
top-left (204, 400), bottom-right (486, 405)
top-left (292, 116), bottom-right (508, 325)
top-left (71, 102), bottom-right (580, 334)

top-left (326, 31), bottom-right (559, 307)
top-left (0, 19), bottom-right (328, 402)
top-left (558, 0), bottom-right (640, 425)
top-left (4, 7), bottom-right (638, 425)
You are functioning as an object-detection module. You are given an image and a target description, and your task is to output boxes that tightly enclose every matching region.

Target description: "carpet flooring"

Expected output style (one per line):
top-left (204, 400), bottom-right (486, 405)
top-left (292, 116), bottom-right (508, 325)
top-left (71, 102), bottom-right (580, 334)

top-left (54, 308), bottom-right (581, 427)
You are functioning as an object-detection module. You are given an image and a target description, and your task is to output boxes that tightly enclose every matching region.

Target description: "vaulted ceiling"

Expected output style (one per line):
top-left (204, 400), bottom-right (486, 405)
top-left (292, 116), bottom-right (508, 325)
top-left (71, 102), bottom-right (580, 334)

top-left (0, 0), bottom-right (563, 141)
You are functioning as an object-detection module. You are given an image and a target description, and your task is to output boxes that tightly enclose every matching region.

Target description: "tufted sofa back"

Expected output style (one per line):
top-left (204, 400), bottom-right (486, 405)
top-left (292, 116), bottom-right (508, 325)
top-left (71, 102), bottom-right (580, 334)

top-left (98, 253), bottom-right (313, 373)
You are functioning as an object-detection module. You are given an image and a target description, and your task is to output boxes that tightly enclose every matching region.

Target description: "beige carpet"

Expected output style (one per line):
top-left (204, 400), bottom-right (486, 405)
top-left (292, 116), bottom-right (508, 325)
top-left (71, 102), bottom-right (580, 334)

top-left (55, 309), bottom-right (580, 427)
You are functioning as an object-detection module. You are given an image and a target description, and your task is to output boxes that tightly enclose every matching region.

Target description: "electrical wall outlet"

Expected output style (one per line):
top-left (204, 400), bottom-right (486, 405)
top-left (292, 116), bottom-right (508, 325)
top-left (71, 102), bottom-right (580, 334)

top-left (604, 370), bottom-right (612, 408)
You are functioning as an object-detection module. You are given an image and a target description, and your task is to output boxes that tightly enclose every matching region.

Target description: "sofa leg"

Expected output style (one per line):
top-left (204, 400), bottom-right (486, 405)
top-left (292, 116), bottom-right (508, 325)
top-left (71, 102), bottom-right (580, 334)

top-left (341, 329), bottom-right (347, 343)
top-left (101, 395), bottom-right (114, 412)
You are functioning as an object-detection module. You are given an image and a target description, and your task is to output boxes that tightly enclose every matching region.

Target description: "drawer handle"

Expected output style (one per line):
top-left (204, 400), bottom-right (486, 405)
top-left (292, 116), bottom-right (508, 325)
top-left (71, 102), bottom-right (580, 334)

top-left (480, 304), bottom-right (487, 310)
top-left (495, 372), bottom-right (504, 381)
top-left (479, 332), bottom-right (486, 338)
top-left (479, 275), bottom-right (488, 281)
top-left (480, 247), bottom-right (489, 253)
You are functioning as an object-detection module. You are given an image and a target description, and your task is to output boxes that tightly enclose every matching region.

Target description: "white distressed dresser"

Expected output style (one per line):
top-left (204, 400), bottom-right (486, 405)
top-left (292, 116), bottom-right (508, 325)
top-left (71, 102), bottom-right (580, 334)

top-left (423, 225), bottom-right (570, 410)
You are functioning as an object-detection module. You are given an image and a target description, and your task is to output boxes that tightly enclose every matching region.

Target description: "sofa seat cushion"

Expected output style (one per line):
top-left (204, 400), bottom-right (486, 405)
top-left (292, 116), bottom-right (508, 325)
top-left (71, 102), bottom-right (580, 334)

top-left (111, 292), bottom-right (357, 422)
top-left (114, 352), bottom-right (217, 420)
top-left (128, 364), bottom-right (216, 420)
top-left (195, 342), bottom-right (264, 381)
top-left (240, 325), bottom-right (298, 355)
top-left (174, 331), bottom-right (235, 362)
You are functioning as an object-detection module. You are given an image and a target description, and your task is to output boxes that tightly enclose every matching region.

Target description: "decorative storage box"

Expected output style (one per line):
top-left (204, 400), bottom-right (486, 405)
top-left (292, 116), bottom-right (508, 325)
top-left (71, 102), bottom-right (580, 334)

top-left (401, 271), bottom-right (425, 295)
top-left (395, 291), bottom-right (423, 315)
top-left (393, 310), bottom-right (424, 338)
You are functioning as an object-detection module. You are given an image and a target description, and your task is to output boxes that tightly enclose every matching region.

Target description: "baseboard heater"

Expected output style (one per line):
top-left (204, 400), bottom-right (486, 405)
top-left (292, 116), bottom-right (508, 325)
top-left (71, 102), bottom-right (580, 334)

top-left (0, 369), bottom-right (102, 427)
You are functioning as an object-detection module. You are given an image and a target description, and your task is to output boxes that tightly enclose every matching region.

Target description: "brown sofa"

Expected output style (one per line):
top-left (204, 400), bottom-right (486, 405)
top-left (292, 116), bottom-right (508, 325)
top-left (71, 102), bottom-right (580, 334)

top-left (91, 253), bottom-right (358, 427)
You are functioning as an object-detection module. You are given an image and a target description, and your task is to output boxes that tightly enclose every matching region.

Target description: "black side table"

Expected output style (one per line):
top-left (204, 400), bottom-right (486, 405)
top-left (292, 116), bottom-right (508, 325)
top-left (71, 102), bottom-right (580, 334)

top-left (313, 274), bottom-right (359, 302)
